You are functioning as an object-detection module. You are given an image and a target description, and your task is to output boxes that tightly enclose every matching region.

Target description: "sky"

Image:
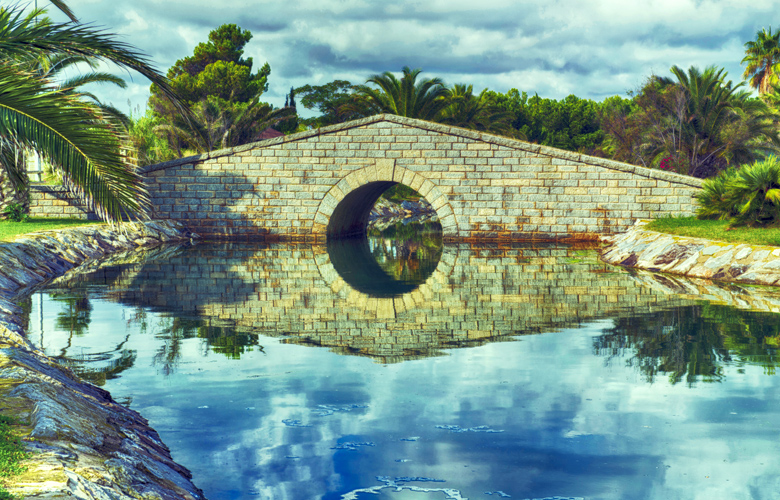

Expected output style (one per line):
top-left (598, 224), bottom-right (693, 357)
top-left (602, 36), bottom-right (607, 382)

top-left (37, 0), bottom-right (780, 117)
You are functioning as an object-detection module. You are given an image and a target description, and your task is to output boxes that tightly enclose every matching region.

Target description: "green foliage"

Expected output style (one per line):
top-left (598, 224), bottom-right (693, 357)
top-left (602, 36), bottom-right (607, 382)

top-left (357, 66), bottom-right (451, 120)
top-left (440, 84), bottom-right (517, 137)
top-left (0, 3), bottom-right (181, 221)
top-left (696, 156), bottom-right (780, 226)
top-left (602, 66), bottom-right (780, 178)
top-left (152, 24), bottom-right (268, 107)
top-left (381, 184), bottom-right (420, 202)
top-left (148, 23), bottom-right (293, 153)
top-left (0, 414), bottom-right (28, 498)
top-left (695, 167), bottom-right (736, 220)
top-left (128, 108), bottom-right (176, 166)
top-left (294, 80), bottom-right (370, 127)
top-left (2, 204), bottom-right (27, 223)
top-left (484, 89), bottom-right (606, 153)
top-left (154, 95), bottom-right (295, 154)
top-left (742, 26), bottom-right (780, 94)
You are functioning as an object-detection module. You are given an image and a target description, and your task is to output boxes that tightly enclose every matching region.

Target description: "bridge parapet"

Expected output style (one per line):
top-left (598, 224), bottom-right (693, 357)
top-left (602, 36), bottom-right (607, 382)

top-left (142, 115), bottom-right (702, 241)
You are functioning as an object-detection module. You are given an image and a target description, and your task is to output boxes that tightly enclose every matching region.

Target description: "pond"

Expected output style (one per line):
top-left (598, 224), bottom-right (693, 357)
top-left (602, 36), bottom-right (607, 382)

top-left (20, 228), bottom-right (780, 500)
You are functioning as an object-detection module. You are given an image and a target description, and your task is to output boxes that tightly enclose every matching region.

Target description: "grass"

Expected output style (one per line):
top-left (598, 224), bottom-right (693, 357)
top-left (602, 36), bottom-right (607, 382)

top-left (646, 216), bottom-right (780, 247)
top-left (0, 218), bottom-right (103, 242)
top-left (0, 415), bottom-right (27, 500)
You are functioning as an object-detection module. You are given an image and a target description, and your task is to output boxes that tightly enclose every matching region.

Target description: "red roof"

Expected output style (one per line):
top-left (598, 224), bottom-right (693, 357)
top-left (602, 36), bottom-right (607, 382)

top-left (257, 128), bottom-right (285, 140)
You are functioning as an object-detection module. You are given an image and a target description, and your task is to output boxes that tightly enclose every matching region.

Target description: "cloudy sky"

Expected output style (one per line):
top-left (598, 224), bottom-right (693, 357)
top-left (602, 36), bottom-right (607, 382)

top-left (40, 0), bottom-right (779, 116)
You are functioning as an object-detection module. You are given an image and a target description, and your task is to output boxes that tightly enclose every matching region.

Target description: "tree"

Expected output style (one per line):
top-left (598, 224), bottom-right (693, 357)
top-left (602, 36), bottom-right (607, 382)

top-left (602, 66), bottom-right (780, 178)
top-left (357, 66), bottom-right (451, 121)
top-left (742, 27), bottom-right (780, 95)
top-left (439, 84), bottom-right (516, 137)
top-left (0, 4), bottom-right (182, 221)
top-left (155, 95), bottom-right (294, 155)
top-left (151, 24), bottom-right (269, 108)
top-left (484, 89), bottom-right (606, 152)
top-left (128, 108), bottom-right (177, 167)
top-left (294, 80), bottom-right (372, 127)
top-left (147, 23), bottom-right (292, 154)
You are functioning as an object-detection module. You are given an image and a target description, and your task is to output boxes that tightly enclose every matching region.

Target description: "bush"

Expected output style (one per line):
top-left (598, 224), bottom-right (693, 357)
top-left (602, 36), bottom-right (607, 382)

top-left (696, 156), bottom-right (780, 226)
top-left (1, 204), bottom-right (28, 223)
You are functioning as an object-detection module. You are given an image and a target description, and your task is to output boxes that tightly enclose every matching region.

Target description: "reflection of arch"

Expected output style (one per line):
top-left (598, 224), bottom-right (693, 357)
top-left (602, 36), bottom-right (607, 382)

top-left (325, 237), bottom-right (438, 298)
top-left (313, 160), bottom-right (459, 239)
top-left (315, 243), bottom-right (458, 318)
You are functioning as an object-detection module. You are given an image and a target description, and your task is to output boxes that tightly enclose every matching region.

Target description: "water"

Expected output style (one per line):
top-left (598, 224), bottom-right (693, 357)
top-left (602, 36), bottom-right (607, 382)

top-left (21, 233), bottom-right (780, 500)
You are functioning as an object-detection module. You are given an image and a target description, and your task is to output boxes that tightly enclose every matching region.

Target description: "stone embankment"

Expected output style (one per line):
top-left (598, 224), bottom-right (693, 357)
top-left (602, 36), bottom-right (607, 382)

top-left (601, 220), bottom-right (780, 287)
top-left (0, 221), bottom-right (205, 499)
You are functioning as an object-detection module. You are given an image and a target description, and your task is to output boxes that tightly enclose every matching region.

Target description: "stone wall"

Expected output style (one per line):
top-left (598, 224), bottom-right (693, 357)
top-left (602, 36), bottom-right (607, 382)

top-left (142, 114), bottom-right (702, 242)
top-left (28, 185), bottom-right (98, 220)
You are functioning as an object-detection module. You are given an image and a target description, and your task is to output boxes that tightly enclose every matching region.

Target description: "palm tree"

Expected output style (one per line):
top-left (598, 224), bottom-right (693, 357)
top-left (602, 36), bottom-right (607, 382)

top-left (155, 96), bottom-right (295, 155)
top-left (655, 65), bottom-right (779, 177)
top-left (0, 4), bottom-right (184, 221)
top-left (742, 27), bottom-right (780, 95)
top-left (440, 84), bottom-right (518, 137)
top-left (357, 66), bottom-right (451, 121)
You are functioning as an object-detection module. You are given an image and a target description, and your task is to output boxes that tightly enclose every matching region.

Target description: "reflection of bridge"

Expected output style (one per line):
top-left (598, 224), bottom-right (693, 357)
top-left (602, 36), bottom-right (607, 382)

top-left (143, 115), bottom-right (702, 241)
top-left (79, 242), bottom-right (696, 363)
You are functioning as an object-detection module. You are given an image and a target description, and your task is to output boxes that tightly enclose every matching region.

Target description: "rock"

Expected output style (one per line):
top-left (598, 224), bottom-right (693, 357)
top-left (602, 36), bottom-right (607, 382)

top-left (601, 220), bottom-right (780, 287)
top-left (0, 220), bottom-right (205, 499)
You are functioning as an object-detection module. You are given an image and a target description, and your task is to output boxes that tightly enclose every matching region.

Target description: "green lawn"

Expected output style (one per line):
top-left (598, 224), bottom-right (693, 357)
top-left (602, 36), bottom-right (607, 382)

top-left (0, 218), bottom-right (103, 242)
top-left (0, 416), bottom-right (27, 500)
top-left (646, 217), bottom-right (780, 247)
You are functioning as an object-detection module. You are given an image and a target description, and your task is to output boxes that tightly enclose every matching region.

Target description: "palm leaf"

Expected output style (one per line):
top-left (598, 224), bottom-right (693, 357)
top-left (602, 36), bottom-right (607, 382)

top-left (0, 7), bottom-right (185, 115)
top-left (0, 67), bottom-right (148, 221)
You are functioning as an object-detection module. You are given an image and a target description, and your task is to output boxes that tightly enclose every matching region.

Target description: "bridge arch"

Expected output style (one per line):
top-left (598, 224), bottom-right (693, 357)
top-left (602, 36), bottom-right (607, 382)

top-left (314, 160), bottom-right (459, 239)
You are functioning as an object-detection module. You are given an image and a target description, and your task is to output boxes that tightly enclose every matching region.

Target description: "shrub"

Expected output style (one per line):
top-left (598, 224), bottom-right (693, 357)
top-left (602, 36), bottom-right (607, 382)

top-left (1, 204), bottom-right (28, 223)
top-left (0, 415), bottom-right (27, 499)
top-left (696, 156), bottom-right (780, 226)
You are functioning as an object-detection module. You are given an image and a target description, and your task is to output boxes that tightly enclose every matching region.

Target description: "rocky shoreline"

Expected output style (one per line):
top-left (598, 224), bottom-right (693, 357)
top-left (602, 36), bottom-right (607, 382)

top-left (601, 220), bottom-right (780, 287)
top-left (0, 221), bottom-right (205, 499)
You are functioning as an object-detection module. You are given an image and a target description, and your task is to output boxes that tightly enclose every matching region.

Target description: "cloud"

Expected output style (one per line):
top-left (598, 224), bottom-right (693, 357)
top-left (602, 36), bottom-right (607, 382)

top-left (50, 0), bottom-right (773, 113)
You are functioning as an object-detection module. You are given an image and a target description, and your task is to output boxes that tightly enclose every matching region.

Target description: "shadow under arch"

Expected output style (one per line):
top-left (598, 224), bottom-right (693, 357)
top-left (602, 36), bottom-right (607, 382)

top-left (314, 161), bottom-right (459, 240)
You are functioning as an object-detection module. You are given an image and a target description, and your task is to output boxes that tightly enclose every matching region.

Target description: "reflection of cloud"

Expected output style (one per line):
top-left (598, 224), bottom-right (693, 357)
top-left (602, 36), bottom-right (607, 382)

top-left (51, 0), bottom-right (771, 114)
top-left (32, 260), bottom-right (780, 499)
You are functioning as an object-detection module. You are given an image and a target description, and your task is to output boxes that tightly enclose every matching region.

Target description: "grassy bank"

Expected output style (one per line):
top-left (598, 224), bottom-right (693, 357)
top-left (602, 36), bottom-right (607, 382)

top-left (0, 416), bottom-right (27, 500)
top-left (646, 217), bottom-right (780, 247)
top-left (0, 218), bottom-right (103, 242)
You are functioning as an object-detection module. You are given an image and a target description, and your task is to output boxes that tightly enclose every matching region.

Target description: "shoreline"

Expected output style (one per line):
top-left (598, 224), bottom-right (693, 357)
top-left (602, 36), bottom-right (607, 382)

top-left (0, 221), bottom-right (205, 499)
top-left (600, 220), bottom-right (780, 287)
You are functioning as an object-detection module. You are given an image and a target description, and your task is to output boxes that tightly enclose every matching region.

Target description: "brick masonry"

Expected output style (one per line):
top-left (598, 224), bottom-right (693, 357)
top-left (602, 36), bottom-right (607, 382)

top-left (28, 185), bottom-right (99, 220)
top-left (142, 114), bottom-right (703, 242)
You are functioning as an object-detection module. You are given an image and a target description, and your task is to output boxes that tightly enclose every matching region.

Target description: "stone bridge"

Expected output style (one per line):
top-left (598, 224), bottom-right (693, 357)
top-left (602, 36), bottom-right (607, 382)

top-left (143, 115), bottom-right (703, 241)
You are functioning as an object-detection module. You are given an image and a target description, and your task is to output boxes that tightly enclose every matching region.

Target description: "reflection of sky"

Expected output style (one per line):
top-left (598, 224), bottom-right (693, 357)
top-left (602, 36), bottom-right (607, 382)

top-left (26, 296), bottom-right (780, 500)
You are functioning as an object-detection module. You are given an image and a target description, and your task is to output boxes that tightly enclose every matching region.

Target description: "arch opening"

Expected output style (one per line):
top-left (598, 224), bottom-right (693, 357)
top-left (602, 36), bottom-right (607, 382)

top-left (326, 181), bottom-right (398, 240)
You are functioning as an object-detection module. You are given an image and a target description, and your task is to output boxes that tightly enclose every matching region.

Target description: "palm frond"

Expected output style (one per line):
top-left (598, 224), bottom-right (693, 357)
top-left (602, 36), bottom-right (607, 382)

top-left (0, 67), bottom-right (148, 221)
